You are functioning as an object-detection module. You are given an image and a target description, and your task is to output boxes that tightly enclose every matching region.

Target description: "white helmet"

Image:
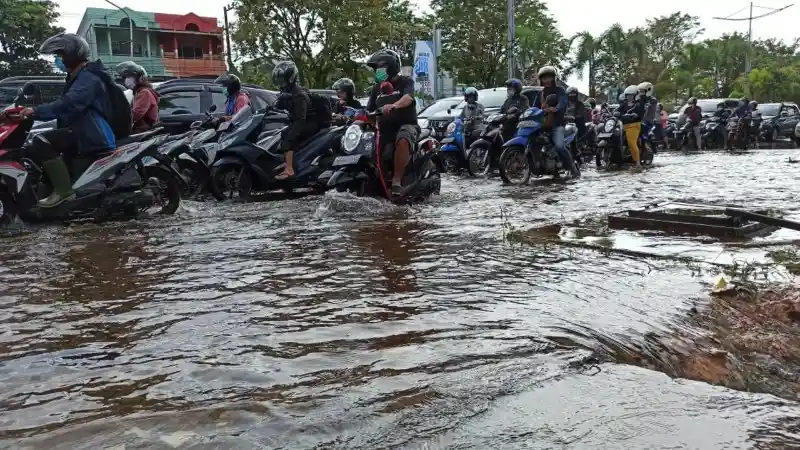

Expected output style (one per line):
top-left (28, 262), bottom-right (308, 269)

top-left (637, 81), bottom-right (653, 97)
top-left (566, 86), bottom-right (579, 95)
top-left (618, 92), bottom-right (625, 101)
top-left (623, 85), bottom-right (639, 96)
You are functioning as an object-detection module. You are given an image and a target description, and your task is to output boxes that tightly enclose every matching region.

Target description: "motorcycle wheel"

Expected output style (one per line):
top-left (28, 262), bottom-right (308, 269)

top-left (498, 145), bottom-right (531, 185)
top-left (176, 159), bottom-right (207, 199)
top-left (209, 161), bottom-right (253, 201)
top-left (465, 142), bottom-right (489, 176)
top-left (0, 190), bottom-right (16, 225)
top-left (144, 167), bottom-right (181, 215)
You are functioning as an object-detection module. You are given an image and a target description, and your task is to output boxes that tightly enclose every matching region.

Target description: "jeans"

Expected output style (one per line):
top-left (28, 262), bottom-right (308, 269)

top-left (551, 125), bottom-right (575, 171)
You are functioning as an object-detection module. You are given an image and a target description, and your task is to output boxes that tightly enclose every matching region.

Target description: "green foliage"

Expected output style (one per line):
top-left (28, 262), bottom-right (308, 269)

top-left (431, 0), bottom-right (567, 88)
top-left (0, 0), bottom-right (64, 78)
top-left (232, 0), bottom-right (429, 89)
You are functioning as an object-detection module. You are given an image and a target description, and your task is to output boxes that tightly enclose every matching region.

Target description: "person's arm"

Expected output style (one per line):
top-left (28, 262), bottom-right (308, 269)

top-left (554, 89), bottom-right (567, 112)
top-left (285, 92), bottom-right (309, 141)
top-left (131, 89), bottom-right (153, 123)
top-left (233, 92), bottom-right (250, 113)
top-left (33, 73), bottom-right (96, 121)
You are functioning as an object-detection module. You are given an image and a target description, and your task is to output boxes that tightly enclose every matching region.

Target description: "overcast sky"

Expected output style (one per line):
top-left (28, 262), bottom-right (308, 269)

top-left (58, 0), bottom-right (799, 91)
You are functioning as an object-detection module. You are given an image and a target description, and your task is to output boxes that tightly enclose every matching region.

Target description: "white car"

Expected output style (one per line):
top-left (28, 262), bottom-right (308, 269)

top-left (794, 121), bottom-right (800, 145)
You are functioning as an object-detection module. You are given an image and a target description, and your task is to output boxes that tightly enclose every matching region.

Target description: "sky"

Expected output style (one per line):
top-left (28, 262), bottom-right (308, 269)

top-left (57, 0), bottom-right (800, 91)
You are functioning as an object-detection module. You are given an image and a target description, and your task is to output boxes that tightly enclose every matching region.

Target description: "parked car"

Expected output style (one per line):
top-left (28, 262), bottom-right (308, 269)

top-left (674, 98), bottom-right (739, 126)
top-left (419, 87), bottom-right (543, 140)
top-left (0, 76), bottom-right (68, 109)
top-left (757, 102), bottom-right (800, 141)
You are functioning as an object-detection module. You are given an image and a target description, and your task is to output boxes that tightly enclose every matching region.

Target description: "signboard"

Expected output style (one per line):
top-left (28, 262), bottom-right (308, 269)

top-left (412, 41), bottom-right (436, 98)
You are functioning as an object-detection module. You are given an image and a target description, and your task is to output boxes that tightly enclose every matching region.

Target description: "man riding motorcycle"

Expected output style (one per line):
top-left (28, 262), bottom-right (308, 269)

top-left (483, 79), bottom-right (529, 175)
top-left (638, 81), bottom-right (657, 140)
top-left (459, 86), bottom-right (484, 138)
top-left (533, 66), bottom-right (580, 178)
top-left (565, 86), bottom-right (587, 140)
top-left (621, 84), bottom-right (645, 172)
top-left (116, 61), bottom-right (159, 133)
top-left (0, 33), bottom-right (117, 208)
top-left (365, 48), bottom-right (419, 196)
top-left (332, 78), bottom-right (362, 124)
top-left (684, 97), bottom-right (703, 150)
top-left (273, 61), bottom-right (317, 180)
top-left (215, 73), bottom-right (250, 121)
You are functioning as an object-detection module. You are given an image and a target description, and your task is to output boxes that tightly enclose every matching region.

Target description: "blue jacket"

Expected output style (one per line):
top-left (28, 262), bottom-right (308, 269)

top-left (34, 60), bottom-right (116, 154)
top-left (533, 86), bottom-right (568, 127)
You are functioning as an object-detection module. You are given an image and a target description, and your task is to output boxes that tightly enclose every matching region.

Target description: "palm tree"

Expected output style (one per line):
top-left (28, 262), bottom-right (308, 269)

top-left (674, 43), bottom-right (708, 98)
top-left (569, 31), bottom-right (604, 97)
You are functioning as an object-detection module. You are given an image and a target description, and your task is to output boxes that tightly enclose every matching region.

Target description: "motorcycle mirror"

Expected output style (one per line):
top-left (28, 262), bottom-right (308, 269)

top-left (190, 120), bottom-right (203, 129)
top-left (21, 81), bottom-right (39, 97)
top-left (207, 104), bottom-right (217, 114)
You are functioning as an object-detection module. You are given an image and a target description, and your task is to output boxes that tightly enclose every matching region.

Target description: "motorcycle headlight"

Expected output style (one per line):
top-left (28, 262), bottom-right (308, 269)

top-left (418, 119), bottom-right (429, 129)
top-left (342, 124), bottom-right (362, 153)
top-left (486, 114), bottom-right (503, 123)
top-left (520, 109), bottom-right (533, 119)
top-left (604, 119), bottom-right (615, 132)
top-left (446, 122), bottom-right (456, 134)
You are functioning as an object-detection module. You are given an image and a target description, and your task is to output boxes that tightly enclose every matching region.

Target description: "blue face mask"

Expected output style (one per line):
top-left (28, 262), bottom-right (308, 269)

top-left (54, 56), bottom-right (67, 72)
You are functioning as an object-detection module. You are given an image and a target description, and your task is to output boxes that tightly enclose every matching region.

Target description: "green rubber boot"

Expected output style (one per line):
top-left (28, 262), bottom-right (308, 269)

top-left (39, 157), bottom-right (76, 208)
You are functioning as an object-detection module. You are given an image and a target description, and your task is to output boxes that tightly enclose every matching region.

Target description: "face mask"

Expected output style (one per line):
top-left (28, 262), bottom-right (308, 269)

top-left (221, 87), bottom-right (229, 97)
top-left (54, 56), bottom-right (67, 72)
top-left (124, 77), bottom-right (136, 89)
top-left (507, 88), bottom-right (515, 97)
top-left (375, 68), bottom-right (388, 82)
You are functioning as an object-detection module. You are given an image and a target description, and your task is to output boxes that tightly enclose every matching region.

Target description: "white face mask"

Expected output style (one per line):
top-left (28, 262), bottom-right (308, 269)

top-left (507, 88), bottom-right (515, 97)
top-left (124, 77), bottom-right (137, 89)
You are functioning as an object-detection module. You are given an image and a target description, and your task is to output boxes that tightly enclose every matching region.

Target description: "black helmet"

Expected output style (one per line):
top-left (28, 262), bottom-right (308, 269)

top-left (39, 32), bottom-right (90, 68)
top-left (332, 78), bottom-right (355, 96)
top-left (366, 48), bottom-right (401, 76)
top-left (116, 61), bottom-right (147, 80)
top-left (214, 73), bottom-right (241, 93)
top-left (272, 61), bottom-right (299, 90)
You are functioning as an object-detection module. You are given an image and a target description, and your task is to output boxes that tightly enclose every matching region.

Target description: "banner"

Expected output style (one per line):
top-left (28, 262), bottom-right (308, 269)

top-left (412, 41), bottom-right (436, 98)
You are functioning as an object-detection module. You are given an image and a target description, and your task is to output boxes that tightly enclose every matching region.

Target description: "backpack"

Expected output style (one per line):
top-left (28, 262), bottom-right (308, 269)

top-left (308, 91), bottom-right (332, 125)
top-left (103, 80), bottom-right (132, 138)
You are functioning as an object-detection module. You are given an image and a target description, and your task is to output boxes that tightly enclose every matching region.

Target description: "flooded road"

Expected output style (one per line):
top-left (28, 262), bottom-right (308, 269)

top-left (2, 149), bottom-right (799, 449)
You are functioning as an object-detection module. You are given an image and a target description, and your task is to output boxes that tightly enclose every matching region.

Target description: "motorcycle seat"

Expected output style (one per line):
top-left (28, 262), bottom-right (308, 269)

top-left (116, 127), bottom-right (164, 147)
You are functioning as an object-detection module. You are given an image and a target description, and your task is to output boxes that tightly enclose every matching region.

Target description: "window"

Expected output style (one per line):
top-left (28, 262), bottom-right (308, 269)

top-left (758, 104), bottom-right (780, 117)
top-left (788, 105), bottom-right (800, 116)
top-left (178, 45), bottom-right (203, 59)
top-left (158, 90), bottom-right (202, 115)
top-left (185, 23), bottom-right (199, 32)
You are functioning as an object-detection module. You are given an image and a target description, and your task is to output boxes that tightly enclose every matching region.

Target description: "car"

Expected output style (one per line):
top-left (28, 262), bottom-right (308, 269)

top-left (757, 102), bottom-right (800, 142)
top-left (419, 87), bottom-right (543, 140)
top-left (674, 98), bottom-right (739, 126)
top-left (0, 76), bottom-right (68, 109)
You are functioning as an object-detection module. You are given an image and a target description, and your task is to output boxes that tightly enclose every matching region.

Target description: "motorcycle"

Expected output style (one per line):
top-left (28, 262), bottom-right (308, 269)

top-left (497, 107), bottom-right (581, 184)
top-left (701, 116), bottom-right (726, 149)
top-left (208, 105), bottom-right (346, 200)
top-left (674, 119), bottom-right (700, 151)
top-left (726, 116), bottom-right (759, 150)
top-left (0, 107), bottom-right (182, 225)
top-left (595, 112), bottom-right (655, 169)
top-left (438, 115), bottom-right (482, 174)
top-left (464, 112), bottom-right (505, 177)
top-left (318, 104), bottom-right (440, 204)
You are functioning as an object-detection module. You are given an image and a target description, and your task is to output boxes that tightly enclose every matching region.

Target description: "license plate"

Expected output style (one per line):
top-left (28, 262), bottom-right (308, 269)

top-left (333, 154), bottom-right (362, 166)
top-left (597, 133), bottom-right (612, 138)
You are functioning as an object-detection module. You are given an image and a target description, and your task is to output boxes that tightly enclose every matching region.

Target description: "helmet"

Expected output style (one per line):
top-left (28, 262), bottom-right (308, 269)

top-left (215, 73), bottom-right (242, 93)
top-left (464, 86), bottom-right (478, 100)
top-left (332, 78), bottom-right (355, 96)
top-left (688, 97), bottom-right (697, 105)
top-left (618, 93), bottom-right (625, 101)
top-left (637, 81), bottom-right (653, 97)
top-left (537, 66), bottom-right (557, 80)
top-left (505, 78), bottom-right (523, 94)
top-left (116, 61), bottom-right (146, 80)
top-left (749, 100), bottom-right (758, 108)
top-left (271, 61), bottom-right (299, 90)
top-left (623, 85), bottom-right (638, 98)
top-left (39, 32), bottom-right (90, 68)
top-left (588, 97), bottom-right (596, 107)
top-left (566, 86), bottom-right (579, 96)
top-left (366, 48), bottom-right (401, 76)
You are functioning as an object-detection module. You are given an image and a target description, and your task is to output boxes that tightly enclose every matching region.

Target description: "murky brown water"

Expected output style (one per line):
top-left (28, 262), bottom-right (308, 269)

top-left (2, 149), bottom-right (800, 449)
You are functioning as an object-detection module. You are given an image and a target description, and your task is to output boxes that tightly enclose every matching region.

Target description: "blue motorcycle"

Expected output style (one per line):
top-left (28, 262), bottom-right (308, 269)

top-left (438, 115), bottom-right (481, 174)
top-left (497, 107), bottom-right (580, 185)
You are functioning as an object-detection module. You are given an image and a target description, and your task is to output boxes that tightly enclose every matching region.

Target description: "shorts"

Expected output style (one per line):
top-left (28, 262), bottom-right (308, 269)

top-left (379, 124), bottom-right (419, 160)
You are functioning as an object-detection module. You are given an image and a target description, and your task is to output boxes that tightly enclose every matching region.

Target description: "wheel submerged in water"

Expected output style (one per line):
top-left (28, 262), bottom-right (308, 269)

top-left (498, 145), bottom-right (531, 185)
top-left (0, 191), bottom-right (16, 225)
top-left (209, 162), bottom-right (253, 201)
top-left (144, 167), bottom-right (181, 215)
top-left (466, 143), bottom-right (489, 177)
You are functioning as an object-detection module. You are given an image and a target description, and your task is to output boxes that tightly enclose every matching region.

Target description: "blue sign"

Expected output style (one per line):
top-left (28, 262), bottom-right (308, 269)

top-left (414, 53), bottom-right (429, 77)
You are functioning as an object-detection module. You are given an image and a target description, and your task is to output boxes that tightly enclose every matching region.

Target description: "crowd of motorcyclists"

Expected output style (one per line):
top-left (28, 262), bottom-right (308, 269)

top-left (0, 31), bottom-right (777, 225)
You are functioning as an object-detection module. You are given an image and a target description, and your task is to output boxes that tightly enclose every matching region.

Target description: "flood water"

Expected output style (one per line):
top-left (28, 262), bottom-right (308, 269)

top-left (2, 149), bottom-right (800, 449)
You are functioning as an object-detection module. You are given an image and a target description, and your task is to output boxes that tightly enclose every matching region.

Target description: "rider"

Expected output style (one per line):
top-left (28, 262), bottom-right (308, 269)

top-left (214, 73), bottom-right (250, 121)
top-left (331, 78), bottom-right (362, 124)
top-left (565, 86), bottom-right (587, 140)
top-left (365, 48), bottom-right (419, 196)
top-left (273, 61), bottom-right (316, 180)
top-left (637, 81), bottom-right (657, 141)
top-left (499, 78), bottom-right (529, 141)
top-left (116, 61), bottom-right (158, 133)
top-left (533, 66), bottom-right (580, 178)
top-left (459, 86), bottom-right (484, 138)
top-left (4, 33), bottom-right (116, 208)
top-left (684, 97), bottom-right (703, 150)
top-left (621, 84), bottom-right (645, 172)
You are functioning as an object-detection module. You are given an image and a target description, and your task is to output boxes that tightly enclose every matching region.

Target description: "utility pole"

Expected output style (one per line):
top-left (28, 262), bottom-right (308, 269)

top-left (507, 0), bottom-right (515, 80)
top-left (713, 3), bottom-right (793, 77)
top-left (223, 4), bottom-right (236, 74)
top-left (104, 0), bottom-right (133, 57)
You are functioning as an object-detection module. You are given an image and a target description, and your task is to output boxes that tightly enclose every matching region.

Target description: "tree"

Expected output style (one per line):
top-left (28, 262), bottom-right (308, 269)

top-left (233, 0), bottom-right (424, 89)
top-left (0, 0), bottom-right (64, 78)
top-left (569, 31), bottom-right (605, 97)
top-left (432, 0), bottom-right (565, 88)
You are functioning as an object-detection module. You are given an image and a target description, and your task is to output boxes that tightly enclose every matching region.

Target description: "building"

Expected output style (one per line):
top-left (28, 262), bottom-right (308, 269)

top-left (76, 7), bottom-right (227, 79)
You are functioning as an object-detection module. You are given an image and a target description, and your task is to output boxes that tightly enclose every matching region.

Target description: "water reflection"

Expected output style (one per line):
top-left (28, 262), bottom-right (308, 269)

top-left (1, 150), bottom-right (800, 448)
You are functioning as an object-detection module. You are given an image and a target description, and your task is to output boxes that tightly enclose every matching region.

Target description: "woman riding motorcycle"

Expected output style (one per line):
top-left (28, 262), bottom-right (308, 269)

top-left (214, 73), bottom-right (250, 120)
top-left (621, 84), bottom-right (645, 172)
top-left (116, 61), bottom-right (159, 132)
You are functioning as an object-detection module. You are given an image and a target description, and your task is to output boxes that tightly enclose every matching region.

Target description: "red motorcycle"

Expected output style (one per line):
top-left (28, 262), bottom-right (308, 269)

top-left (0, 106), bottom-right (36, 223)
